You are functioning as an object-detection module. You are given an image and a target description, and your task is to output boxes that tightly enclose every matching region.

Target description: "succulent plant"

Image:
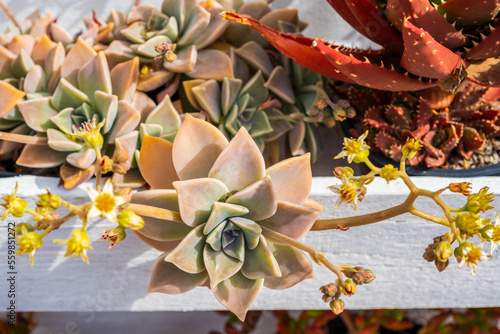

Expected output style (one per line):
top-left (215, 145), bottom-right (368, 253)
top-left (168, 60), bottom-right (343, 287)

top-left (12, 38), bottom-right (145, 186)
top-left (133, 114), bottom-right (321, 320)
top-left (223, 0), bottom-right (500, 91)
top-left (104, 0), bottom-right (235, 94)
top-left (344, 82), bottom-right (500, 168)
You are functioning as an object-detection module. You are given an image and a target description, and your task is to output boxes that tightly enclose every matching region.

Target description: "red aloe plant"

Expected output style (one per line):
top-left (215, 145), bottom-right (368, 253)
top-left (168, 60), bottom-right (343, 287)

top-left (223, 0), bottom-right (500, 92)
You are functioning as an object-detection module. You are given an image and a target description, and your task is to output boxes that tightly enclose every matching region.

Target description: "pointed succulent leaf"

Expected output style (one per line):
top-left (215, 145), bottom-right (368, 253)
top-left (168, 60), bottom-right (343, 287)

top-left (106, 101), bottom-right (141, 143)
top-left (31, 34), bottom-right (56, 67)
top-left (0, 81), bottom-right (26, 118)
top-left (115, 130), bottom-right (139, 165)
top-left (134, 231), bottom-right (182, 252)
top-left (204, 243), bottom-right (243, 288)
top-left (16, 143), bottom-right (67, 168)
top-left (149, 252), bottom-right (207, 294)
top-left (44, 42), bottom-right (65, 80)
top-left (23, 65), bottom-right (46, 93)
top-left (438, 0), bottom-right (500, 27)
top-left (131, 35), bottom-right (171, 58)
top-left (173, 178), bottom-right (229, 226)
top-left (172, 113), bottom-right (228, 180)
top-left (94, 91), bottom-right (118, 134)
top-left (247, 110), bottom-right (273, 138)
top-left (177, 4), bottom-right (211, 47)
top-left (229, 217), bottom-right (261, 250)
top-left (7, 35), bottom-right (35, 56)
top-left (240, 71), bottom-right (268, 107)
top-left (0, 45), bottom-right (15, 79)
top-left (206, 219), bottom-right (227, 251)
top-left (131, 189), bottom-right (193, 241)
top-left (139, 135), bottom-right (179, 189)
top-left (466, 58), bottom-right (500, 87)
top-left (49, 107), bottom-right (74, 135)
top-left (265, 66), bottom-right (294, 104)
top-left (266, 153), bottom-right (312, 205)
top-left (66, 148), bottom-right (97, 169)
top-left (164, 45), bottom-right (197, 73)
top-left (204, 202), bottom-right (249, 235)
top-left (221, 77), bottom-right (242, 116)
top-left (52, 78), bottom-right (91, 110)
top-left (121, 21), bottom-right (147, 44)
top-left (193, 7), bottom-right (230, 49)
top-left (209, 127), bottom-right (266, 192)
top-left (191, 79), bottom-right (221, 122)
top-left (17, 97), bottom-right (57, 132)
top-left (11, 49), bottom-right (34, 77)
top-left (165, 224), bottom-right (206, 274)
top-left (105, 40), bottom-right (137, 63)
top-left (78, 52), bottom-right (112, 103)
top-left (227, 175), bottom-right (277, 221)
top-left (145, 95), bottom-right (181, 135)
top-left (110, 57), bottom-right (139, 102)
top-left (258, 201), bottom-right (321, 240)
top-left (241, 235), bottom-right (281, 280)
top-left (401, 20), bottom-right (464, 80)
top-left (213, 272), bottom-right (263, 322)
top-left (462, 25), bottom-right (500, 60)
top-left (234, 41), bottom-right (274, 77)
top-left (264, 242), bottom-right (314, 290)
top-left (49, 22), bottom-right (73, 44)
top-left (187, 49), bottom-right (234, 81)
top-left (61, 38), bottom-right (97, 86)
top-left (289, 120), bottom-right (306, 156)
top-left (47, 129), bottom-right (83, 151)
top-left (182, 79), bottom-right (205, 110)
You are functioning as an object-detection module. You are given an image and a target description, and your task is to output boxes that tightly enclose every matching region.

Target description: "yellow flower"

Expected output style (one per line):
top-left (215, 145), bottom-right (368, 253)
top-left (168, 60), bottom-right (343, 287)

top-left (449, 182), bottom-right (472, 196)
top-left (54, 230), bottom-right (93, 264)
top-left (74, 118), bottom-right (105, 149)
top-left (1, 182), bottom-right (27, 220)
top-left (15, 226), bottom-right (43, 266)
top-left (334, 131), bottom-right (370, 163)
top-left (454, 241), bottom-right (487, 276)
top-left (401, 138), bottom-right (422, 160)
top-left (87, 179), bottom-right (128, 224)
top-left (380, 164), bottom-right (398, 184)
top-left (328, 179), bottom-right (366, 212)
top-left (117, 210), bottom-right (144, 230)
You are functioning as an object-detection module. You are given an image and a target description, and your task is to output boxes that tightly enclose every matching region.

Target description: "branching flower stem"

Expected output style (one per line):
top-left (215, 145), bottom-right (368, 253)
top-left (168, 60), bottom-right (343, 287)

top-left (0, 132), bottom-right (48, 145)
top-left (0, 1), bottom-right (21, 30)
top-left (94, 148), bottom-right (103, 192)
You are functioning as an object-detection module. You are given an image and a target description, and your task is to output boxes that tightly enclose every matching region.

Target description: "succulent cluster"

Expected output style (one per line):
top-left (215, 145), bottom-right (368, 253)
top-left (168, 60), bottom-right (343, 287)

top-left (341, 83), bottom-right (500, 168)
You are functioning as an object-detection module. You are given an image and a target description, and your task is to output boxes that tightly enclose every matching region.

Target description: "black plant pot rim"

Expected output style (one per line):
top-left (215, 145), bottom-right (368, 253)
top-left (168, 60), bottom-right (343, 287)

top-left (340, 121), bottom-right (500, 178)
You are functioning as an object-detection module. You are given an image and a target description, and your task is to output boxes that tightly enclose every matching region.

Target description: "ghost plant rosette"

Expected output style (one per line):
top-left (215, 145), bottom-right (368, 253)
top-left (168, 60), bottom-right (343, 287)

top-left (130, 114), bottom-right (323, 319)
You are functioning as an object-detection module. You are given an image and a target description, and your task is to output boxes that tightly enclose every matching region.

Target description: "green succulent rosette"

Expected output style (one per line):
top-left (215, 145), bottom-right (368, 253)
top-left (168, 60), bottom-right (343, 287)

top-left (105, 0), bottom-right (235, 93)
top-left (133, 114), bottom-right (321, 320)
top-left (14, 38), bottom-right (146, 185)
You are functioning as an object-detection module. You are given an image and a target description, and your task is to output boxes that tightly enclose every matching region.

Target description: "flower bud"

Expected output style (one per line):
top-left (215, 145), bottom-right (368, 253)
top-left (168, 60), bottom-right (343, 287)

top-left (333, 167), bottom-right (354, 180)
top-left (464, 187), bottom-right (494, 214)
top-left (479, 224), bottom-right (494, 241)
top-left (117, 209), bottom-right (144, 230)
top-left (434, 241), bottom-right (453, 262)
top-left (113, 162), bottom-right (131, 175)
top-left (340, 279), bottom-right (356, 296)
top-left (99, 156), bottom-right (114, 174)
top-left (329, 298), bottom-right (345, 315)
top-left (37, 192), bottom-right (61, 211)
top-left (114, 187), bottom-right (133, 204)
top-left (112, 150), bottom-right (129, 164)
top-left (401, 138), bottom-right (422, 160)
top-left (320, 282), bottom-right (339, 302)
top-left (380, 164), bottom-right (398, 184)
top-left (455, 212), bottom-right (490, 234)
top-left (434, 259), bottom-right (449, 272)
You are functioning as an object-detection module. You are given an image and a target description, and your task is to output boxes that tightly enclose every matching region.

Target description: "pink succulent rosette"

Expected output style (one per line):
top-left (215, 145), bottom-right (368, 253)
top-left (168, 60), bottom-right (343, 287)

top-left (133, 114), bottom-right (322, 320)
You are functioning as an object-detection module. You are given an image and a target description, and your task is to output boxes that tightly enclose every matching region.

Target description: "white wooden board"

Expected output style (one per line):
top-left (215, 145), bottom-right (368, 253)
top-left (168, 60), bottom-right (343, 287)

top-left (1, 175), bottom-right (499, 313)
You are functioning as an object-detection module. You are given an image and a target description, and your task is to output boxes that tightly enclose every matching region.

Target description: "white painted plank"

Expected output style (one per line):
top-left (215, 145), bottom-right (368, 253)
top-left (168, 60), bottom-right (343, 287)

top-left (0, 176), bottom-right (499, 312)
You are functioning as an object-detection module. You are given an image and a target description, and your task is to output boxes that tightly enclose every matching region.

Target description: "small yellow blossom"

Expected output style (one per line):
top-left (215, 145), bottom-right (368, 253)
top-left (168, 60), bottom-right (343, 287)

top-left (334, 131), bottom-right (370, 164)
top-left (15, 226), bottom-right (43, 266)
top-left (74, 118), bottom-right (105, 149)
top-left (328, 179), bottom-right (366, 212)
top-left (54, 230), bottom-right (93, 264)
top-left (480, 214), bottom-right (500, 255)
top-left (464, 187), bottom-right (494, 214)
top-left (454, 241), bottom-right (487, 276)
top-left (401, 138), bottom-right (422, 160)
top-left (87, 179), bottom-right (128, 224)
top-left (1, 182), bottom-right (27, 220)
top-left (455, 212), bottom-right (490, 234)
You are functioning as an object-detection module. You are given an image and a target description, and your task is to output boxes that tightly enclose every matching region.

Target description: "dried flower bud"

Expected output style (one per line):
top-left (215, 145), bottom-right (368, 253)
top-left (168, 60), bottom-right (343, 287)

top-left (380, 164), bottom-right (398, 184)
top-left (99, 155), bottom-right (114, 174)
top-left (320, 282), bottom-right (339, 302)
top-left (434, 241), bottom-right (453, 262)
top-left (449, 182), bottom-right (472, 196)
top-left (401, 138), bottom-right (422, 160)
top-left (434, 259), bottom-right (449, 272)
top-left (340, 279), bottom-right (356, 296)
top-left (329, 298), bottom-right (345, 315)
top-left (117, 209), bottom-right (144, 230)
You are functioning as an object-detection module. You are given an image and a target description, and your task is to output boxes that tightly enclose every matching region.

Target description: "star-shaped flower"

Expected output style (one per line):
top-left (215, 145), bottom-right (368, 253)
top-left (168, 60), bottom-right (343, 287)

top-left (87, 179), bottom-right (128, 223)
